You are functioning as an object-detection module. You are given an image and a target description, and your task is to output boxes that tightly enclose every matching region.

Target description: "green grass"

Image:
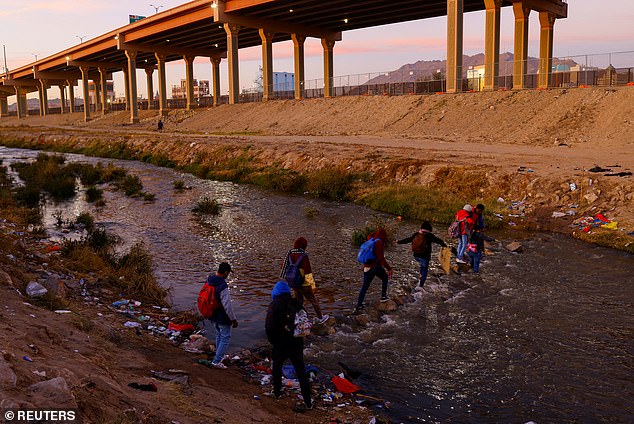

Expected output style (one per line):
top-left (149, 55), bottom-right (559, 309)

top-left (192, 197), bottom-right (220, 215)
top-left (85, 186), bottom-right (103, 203)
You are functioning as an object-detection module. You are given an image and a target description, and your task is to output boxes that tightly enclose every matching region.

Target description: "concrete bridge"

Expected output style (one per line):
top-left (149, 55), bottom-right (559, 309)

top-left (0, 0), bottom-right (567, 123)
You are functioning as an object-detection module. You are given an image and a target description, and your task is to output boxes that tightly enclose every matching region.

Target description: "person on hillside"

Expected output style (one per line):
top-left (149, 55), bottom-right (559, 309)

top-left (472, 204), bottom-right (485, 231)
top-left (397, 221), bottom-right (447, 289)
top-left (157, 119), bottom-right (164, 132)
top-left (467, 224), bottom-right (485, 273)
top-left (454, 204), bottom-right (474, 264)
top-left (280, 237), bottom-right (329, 325)
top-left (206, 262), bottom-right (238, 368)
top-left (265, 281), bottom-right (313, 411)
top-left (354, 228), bottom-right (393, 314)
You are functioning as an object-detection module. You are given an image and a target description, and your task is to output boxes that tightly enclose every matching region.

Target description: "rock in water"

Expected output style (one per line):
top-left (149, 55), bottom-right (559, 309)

top-left (505, 242), bottom-right (524, 253)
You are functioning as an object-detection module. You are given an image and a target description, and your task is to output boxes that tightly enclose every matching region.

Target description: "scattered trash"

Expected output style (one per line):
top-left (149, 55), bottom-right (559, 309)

top-left (253, 395), bottom-right (260, 400)
top-left (569, 183), bottom-right (577, 191)
top-left (605, 172), bottom-right (632, 177)
top-left (497, 197), bottom-right (505, 203)
top-left (167, 322), bottom-right (195, 333)
top-left (123, 321), bottom-right (142, 328)
top-left (26, 281), bottom-right (48, 298)
top-left (128, 382), bottom-right (158, 392)
top-left (111, 300), bottom-right (130, 308)
top-left (505, 242), bottom-right (523, 253)
top-left (54, 310), bottom-right (72, 314)
top-left (32, 370), bottom-right (46, 377)
top-left (552, 212), bottom-right (566, 218)
top-left (331, 375), bottom-right (361, 394)
top-left (23, 356), bottom-right (33, 362)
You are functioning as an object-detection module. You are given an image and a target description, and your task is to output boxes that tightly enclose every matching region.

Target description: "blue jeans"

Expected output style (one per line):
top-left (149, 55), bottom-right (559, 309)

top-left (468, 251), bottom-right (482, 273)
top-left (414, 257), bottom-right (429, 287)
top-left (457, 234), bottom-right (468, 260)
top-left (212, 322), bottom-right (231, 364)
top-left (356, 266), bottom-right (389, 308)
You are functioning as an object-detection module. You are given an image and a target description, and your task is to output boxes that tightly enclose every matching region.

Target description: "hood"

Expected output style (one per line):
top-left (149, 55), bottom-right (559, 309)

top-left (293, 237), bottom-right (308, 250)
top-left (271, 280), bottom-right (291, 299)
top-left (370, 228), bottom-right (387, 241)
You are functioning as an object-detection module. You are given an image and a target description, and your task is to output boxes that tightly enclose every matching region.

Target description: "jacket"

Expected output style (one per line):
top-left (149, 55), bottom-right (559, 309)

top-left (397, 230), bottom-right (447, 261)
top-left (363, 229), bottom-right (392, 271)
top-left (455, 209), bottom-right (474, 235)
top-left (206, 274), bottom-right (237, 326)
top-left (468, 231), bottom-right (485, 253)
top-left (265, 292), bottom-right (304, 349)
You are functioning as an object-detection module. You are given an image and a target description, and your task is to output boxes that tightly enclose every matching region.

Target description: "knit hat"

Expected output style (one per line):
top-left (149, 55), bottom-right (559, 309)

top-left (420, 221), bottom-right (433, 232)
top-left (271, 280), bottom-right (291, 299)
top-left (463, 204), bottom-right (473, 212)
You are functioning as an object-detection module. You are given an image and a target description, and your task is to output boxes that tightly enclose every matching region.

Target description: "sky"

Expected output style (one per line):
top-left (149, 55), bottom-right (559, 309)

top-left (1, 0), bottom-right (633, 100)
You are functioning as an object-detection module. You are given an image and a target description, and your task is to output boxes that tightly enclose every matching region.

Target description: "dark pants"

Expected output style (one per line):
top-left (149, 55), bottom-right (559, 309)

top-left (272, 342), bottom-right (312, 407)
top-left (293, 286), bottom-right (323, 319)
top-left (356, 266), bottom-right (389, 308)
top-left (414, 257), bottom-right (430, 287)
top-left (468, 251), bottom-right (482, 273)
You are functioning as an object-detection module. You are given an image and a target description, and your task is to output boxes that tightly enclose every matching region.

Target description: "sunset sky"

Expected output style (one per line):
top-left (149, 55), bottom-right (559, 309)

top-left (1, 0), bottom-right (633, 99)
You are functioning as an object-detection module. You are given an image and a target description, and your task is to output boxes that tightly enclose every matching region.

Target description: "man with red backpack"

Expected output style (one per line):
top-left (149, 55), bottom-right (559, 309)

top-left (454, 205), bottom-right (475, 264)
top-left (203, 262), bottom-right (238, 369)
top-left (280, 237), bottom-right (329, 325)
top-left (397, 221), bottom-right (447, 289)
top-left (354, 228), bottom-right (392, 314)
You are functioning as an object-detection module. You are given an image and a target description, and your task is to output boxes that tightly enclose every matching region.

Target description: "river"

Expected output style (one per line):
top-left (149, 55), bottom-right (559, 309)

top-left (1, 146), bottom-right (632, 423)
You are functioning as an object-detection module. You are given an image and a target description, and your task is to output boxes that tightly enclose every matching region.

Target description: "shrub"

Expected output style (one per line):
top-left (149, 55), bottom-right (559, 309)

top-left (85, 186), bottom-right (103, 203)
top-left (192, 197), bottom-right (220, 215)
top-left (115, 174), bottom-right (143, 197)
top-left (173, 180), bottom-right (185, 190)
top-left (76, 212), bottom-right (95, 233)
top-left (142, 192), bottom-right (156, 202)
top-left (15, 186), bottom-right (41, 208)
top-left (305, 167), bottom-right (356, 200)
top-left (351, 216), bottom-right (397, 247)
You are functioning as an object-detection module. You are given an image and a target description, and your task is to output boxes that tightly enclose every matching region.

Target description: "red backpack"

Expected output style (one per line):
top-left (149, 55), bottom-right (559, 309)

top-left (197, 282), bottom-right (219, 318)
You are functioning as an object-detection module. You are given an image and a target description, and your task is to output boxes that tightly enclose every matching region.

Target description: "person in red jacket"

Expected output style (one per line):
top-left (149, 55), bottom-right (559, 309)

top-left (354, 228), bottom-right (393, 314)
top-left (280, 237), bottom-right (329, 325)
top-left (455, 204), bottom-right (474, 263)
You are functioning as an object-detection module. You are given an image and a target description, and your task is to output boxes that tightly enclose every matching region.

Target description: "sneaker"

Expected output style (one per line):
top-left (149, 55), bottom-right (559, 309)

top-left (414, 285), bottom-right (425, 291)
top-left (456, 258), bottom-right (467, 264)
top-left (351, 306), bottom-right (364, 315)
top-left (380, 296), bottom-right (389, 302)
top-left (212, 361), bottom-right (227, 369)
top-left (266, 390), bottom-right (284, 399)
top-left (293, 402), bottom-right (314, 412)
top-left (316, 314), bottom-right (330, 325)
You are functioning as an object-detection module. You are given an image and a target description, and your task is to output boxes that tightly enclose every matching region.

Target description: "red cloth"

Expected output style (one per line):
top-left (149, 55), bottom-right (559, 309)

top-left (366, 229), bottom-right (392, 271)
top-left (168, 322), bottom-right (195, 332)
top-left (455, 209), bottom-right (474, 234)
top-left (331, 376), bottom-right (361, 393)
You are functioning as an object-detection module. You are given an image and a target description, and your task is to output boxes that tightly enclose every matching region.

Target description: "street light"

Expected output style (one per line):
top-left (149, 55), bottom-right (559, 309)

top-left (76, 35), bottom-right (86, 44)
top-left (32, 53), bottom-right (38, 62)
top-left (150, 4), bottom-right (163, 14)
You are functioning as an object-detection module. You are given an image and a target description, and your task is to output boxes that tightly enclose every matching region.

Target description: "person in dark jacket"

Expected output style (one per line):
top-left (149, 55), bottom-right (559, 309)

top-left (354, 228), bottom-right (393, 314)
top-left (280, 237), bottom-right (329, 324)
top-left (397, 221), bottom-right (447, 288)
top-left (467, 224), bottom-right (485, 273)
top-left (207, 262), bottom-right (238, 368)
top-left (265, 281), bottom-right (313, 411)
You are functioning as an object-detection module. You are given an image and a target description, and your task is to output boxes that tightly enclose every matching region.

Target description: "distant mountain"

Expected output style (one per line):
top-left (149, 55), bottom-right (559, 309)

top-left (367, 52), bottom-right (578, 84)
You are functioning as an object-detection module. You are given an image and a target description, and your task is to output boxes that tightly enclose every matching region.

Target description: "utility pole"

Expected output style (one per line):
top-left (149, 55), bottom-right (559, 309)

top-left (3, 45), bottom-right (8, 76)
top-left (76, 35), bottom-right (86, 44)
top-left (150, 4), bottom-right (163, 14)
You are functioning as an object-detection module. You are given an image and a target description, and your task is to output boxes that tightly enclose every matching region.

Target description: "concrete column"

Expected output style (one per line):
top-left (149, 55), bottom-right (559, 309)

top-left (484, 0), bottom-right (502, 91)
top-left (79, 66), bottom-right (91, 122)
top-left (94, 79), bottom-right (101, 112)
top-left (538, 12), bottom-right (555, 89)
top-left (321, 38), bottom-right (335, 98)
top-left (122, 67), bottom-right (131, 111)
top-left (125, 50), bottom-right (139, 123)
top-left (59, 84), bottom-right (66, 114)
top-left (259, 29), bottom-right (274, 101)
top-left (155, 53), bottom-right (168, 116)
top-left (513, 2), bottom-right (531, 89)
top-left (184, 55), bottom-right (195, 110)
top-left (0, 97), bottom-right (8, 117)
top-left (292, 34), bottom-right (306, 100)
top-left (37, 84), bottom-right (45, 116)
top-left (446, 0), bottom-right (464, 93)
top-left (40, 80), bottom-right (49, 116)
top-left (145, 68), bottom-right (154, 110)
top-left (15, 88), bottom-right (24, 119)
top-left (211, 57), bottom-right (221, 107)
top-left (224, 23), bottom-right (240, 105)
top-left (99, 67), bottom-right (109, 114)
top-left (67, 81), bottom-right (75, 113)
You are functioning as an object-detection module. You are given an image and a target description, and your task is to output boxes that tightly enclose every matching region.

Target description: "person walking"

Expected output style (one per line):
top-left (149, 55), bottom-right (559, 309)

top-left (397, 221), bottom-right (447, 289)
top-left (467, 224), bottom-right (485, 273)
top-left (265, 281), bottom-right (313, 411)
top-left (472, 203), bottom-right (485, 230)
top-left (157, 119), bottom-right (164, 132)
top-left (280, 237), bottom-right (329, 325)
top-left (454, 205), bottom-right (474, 264)
top-left (206, 262), bottom-right (238, 368)
top-left (354, 228), bottom-right (392, 314)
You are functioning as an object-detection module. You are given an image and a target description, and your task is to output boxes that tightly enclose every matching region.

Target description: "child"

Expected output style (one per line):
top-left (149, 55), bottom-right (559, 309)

top-left (467, 224), bottom-right (485, 273)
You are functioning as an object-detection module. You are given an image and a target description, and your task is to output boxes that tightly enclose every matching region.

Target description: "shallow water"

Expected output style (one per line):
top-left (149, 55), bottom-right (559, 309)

top-left (2, 146), bottom-right (632, 423)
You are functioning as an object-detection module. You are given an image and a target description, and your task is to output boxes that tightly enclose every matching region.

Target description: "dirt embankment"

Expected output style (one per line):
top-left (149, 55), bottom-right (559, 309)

top-left (1, 87), bottom-right (633, 245)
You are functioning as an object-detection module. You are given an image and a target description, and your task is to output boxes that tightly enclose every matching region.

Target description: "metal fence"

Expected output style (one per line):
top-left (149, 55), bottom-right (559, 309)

top-left (8, 50), bottom-right (634, 115)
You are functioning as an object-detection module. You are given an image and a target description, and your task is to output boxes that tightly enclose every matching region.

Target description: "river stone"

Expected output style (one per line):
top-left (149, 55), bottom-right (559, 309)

top-left (505, 242), bottom-right (524, 253)
top-left (584, 192), bottom-right (599, 203)
top-left (0, 396), bottom-right (20, 409)
top-left (0, 357), bottom-right (17, 390)
top-left (42, 275), bottom-right (65, 297)
top-left (310, 324), bottom-right (331, 336)
top-left (0, 270), bottom-right (13, 287)
top-left (26, 281), bottom-right (48, 298)
top-left (27, 377), bottom-right (77, 408)
top-left (354, 315), bottom-right (370, 326)
top-left (376, 300), bottom-right (398, 313)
